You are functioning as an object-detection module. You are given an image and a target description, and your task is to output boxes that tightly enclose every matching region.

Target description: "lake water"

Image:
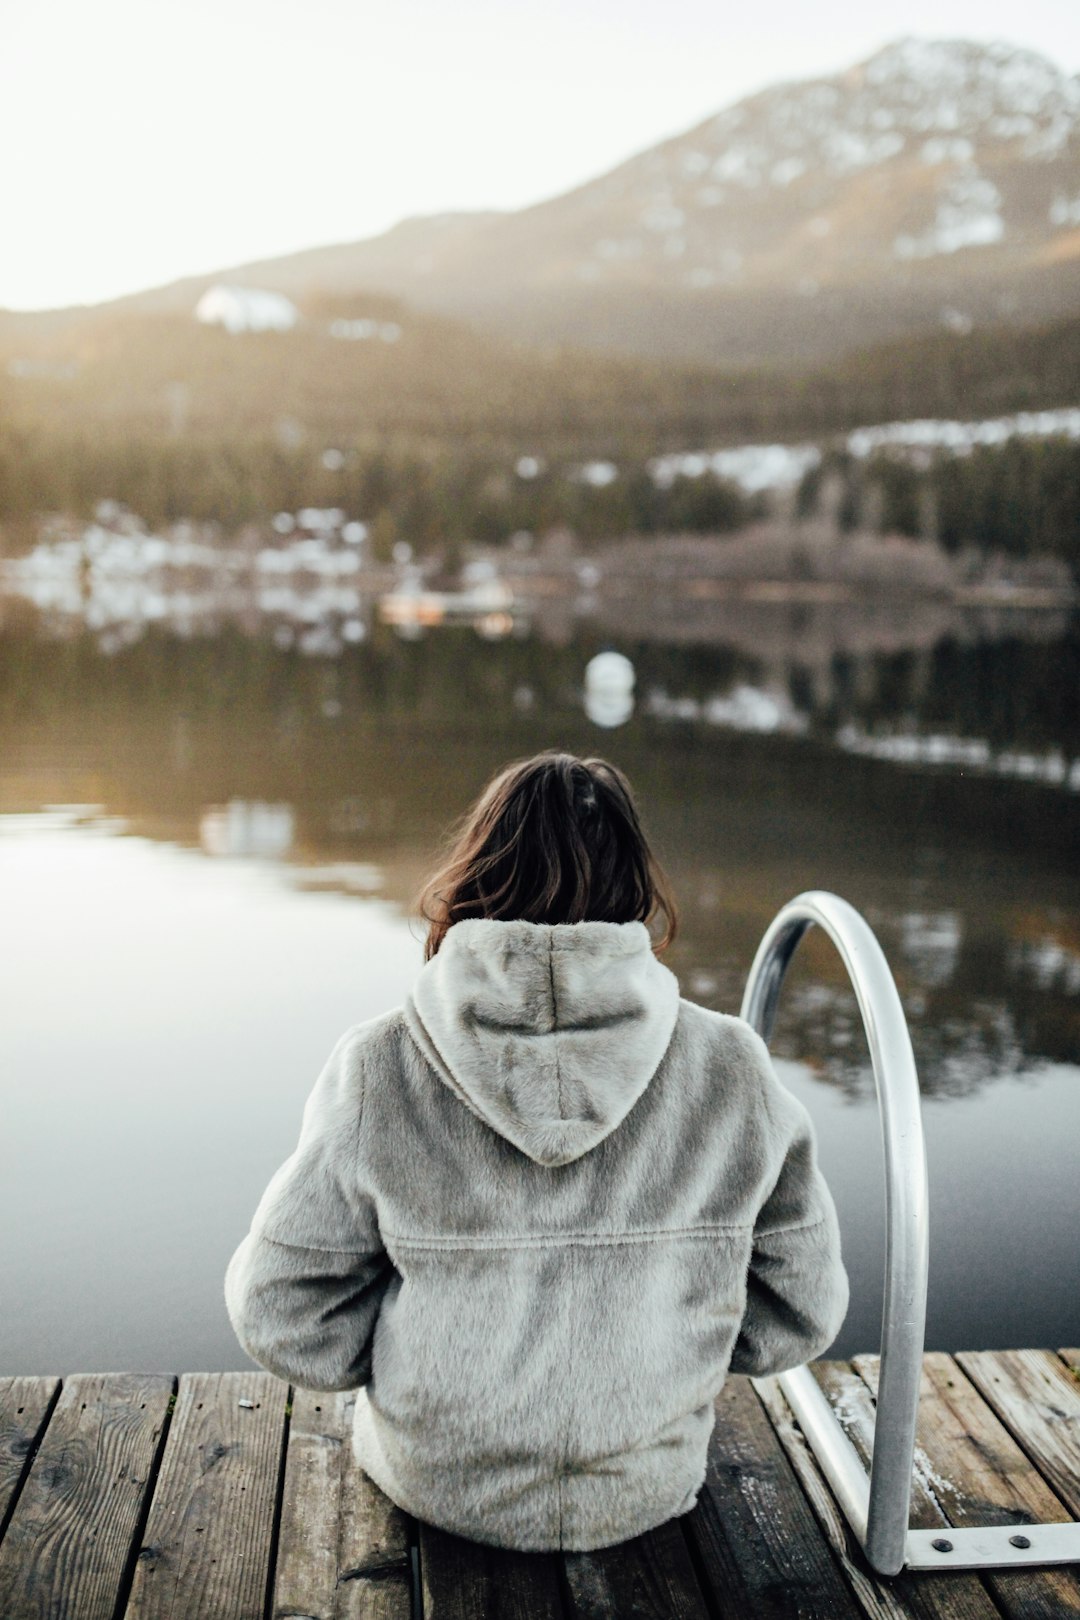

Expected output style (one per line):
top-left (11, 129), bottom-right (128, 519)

top-left (1, 580), bottom-right (1078, 1374)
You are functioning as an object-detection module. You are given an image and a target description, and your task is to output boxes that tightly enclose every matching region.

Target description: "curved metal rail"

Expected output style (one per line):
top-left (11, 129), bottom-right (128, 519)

top-left (741, 891), bottom-right (1080, 1575)
top-left (740, 891), bottom-right (929, 1576)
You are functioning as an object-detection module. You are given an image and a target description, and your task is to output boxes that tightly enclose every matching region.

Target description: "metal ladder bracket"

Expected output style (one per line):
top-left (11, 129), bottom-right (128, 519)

top-left (905, 1523), bottom-right (1080, 1570)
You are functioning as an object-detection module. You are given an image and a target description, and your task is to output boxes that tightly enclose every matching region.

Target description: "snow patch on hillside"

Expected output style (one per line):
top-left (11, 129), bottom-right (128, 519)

top-left (895, 171), bottom-right (1003, 257)
top-left (1050, 191), bottom-right (1080, 227)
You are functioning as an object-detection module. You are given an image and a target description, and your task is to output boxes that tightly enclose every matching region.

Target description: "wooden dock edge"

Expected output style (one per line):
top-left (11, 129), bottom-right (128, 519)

top-left (0, 1351), bottom-right (1077, 1618)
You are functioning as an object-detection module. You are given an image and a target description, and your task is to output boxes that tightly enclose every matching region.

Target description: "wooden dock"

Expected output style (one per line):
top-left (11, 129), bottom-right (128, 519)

top-left (1, 1350), bottom-right (1079, 1618)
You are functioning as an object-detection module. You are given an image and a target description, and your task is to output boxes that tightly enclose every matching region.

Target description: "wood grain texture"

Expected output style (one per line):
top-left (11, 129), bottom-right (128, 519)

top-left (419, 1521), bottom-right (565, 1619)
top-left (754, 1372), bottom-right (918, 1620)
top-left (0, 1377), bottom-right (61, 1543)
top-left (0, 1372), bottom-right (173, 1620)
top-left (1059, 1352), bottom-right (1080, 1372)
top-left (562, 1517), bottom-right (710, 1619)
top-left (684, 1374), bottom-right (865, 1620)
top-left (272, 1388), bottom-right (411, 1620)
top-left (957, 1351), bottom-right (1080, 1519)
top-left (123, 1370), bottom-right (287, 1620)
top-left (855, 1353), bottom-right (1080, 1620)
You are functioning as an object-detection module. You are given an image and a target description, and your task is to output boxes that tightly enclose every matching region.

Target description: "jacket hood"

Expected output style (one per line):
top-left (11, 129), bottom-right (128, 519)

top-left (403, 919), bottom-right (680, 1167)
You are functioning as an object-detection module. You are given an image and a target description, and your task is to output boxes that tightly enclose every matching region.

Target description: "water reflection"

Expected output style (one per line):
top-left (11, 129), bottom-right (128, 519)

top-left (200, 800), bottom-right (295, 859)
top-left (3, 600), bottom-right (1077, 789)
top-left (0, 574), bottom-right (1077, 1364)
top-left (584, 650), bottom-right (635, 727)
top-left (647, 682), bottom-right (807, 734)
top-left (378, 562), bottom-right (519, 640)
top-left (1, 608), bottom-right (1076, 1101)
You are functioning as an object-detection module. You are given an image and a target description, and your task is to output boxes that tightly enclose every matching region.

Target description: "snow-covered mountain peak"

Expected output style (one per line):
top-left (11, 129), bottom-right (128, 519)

top-left (856, 37), bottom-right (1080, 149)
top-left (863, 37), bottom-right (1073, 105)
top-left (574, 35), bottom-right (1080, 287)
top-left (676, 37), bottom-right (1080, 193)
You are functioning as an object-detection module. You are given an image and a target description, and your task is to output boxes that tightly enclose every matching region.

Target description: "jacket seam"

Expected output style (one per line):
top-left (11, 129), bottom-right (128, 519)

top-left (754, 1211), bottom-right (830, 1239)
top-left (355, 1034), bottom-right (366, 1177)
top-left (547, 937), bottom-right (564, 1118)
top-left (400, 1003), bottom-right (498, 1136)
top-left (253, 1232), bottom-right (375, 1258)
top-left (560, 1242), bottom-right (574, 1548)
top-left (381, 1222), bottom-right (753, 1251)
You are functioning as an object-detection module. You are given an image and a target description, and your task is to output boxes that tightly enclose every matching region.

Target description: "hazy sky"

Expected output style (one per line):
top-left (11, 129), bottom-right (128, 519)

top-left (3, 0), bottom-right (1079, 310)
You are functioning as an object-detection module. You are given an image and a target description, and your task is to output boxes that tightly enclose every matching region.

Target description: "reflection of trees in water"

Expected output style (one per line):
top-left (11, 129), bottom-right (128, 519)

top-left (819, 629), bottom-right (1080, 756)
top-left (3, 588), bottom-right (1076, 755)
top-left (1, 618), bottom-right (1077, 855)
top-left (1, 617), bottom-right (1077, 1100)
top-left (670, 908), bottom-right (1080, 1102)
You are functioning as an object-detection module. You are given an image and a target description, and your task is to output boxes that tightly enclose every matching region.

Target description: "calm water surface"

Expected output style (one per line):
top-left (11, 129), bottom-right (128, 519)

top-left (0, 587), bottom-right (1078, 1372)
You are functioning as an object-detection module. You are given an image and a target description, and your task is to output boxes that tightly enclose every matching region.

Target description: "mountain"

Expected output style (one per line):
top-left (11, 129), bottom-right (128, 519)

top-left (100, 37), bottom-right (1080, 367)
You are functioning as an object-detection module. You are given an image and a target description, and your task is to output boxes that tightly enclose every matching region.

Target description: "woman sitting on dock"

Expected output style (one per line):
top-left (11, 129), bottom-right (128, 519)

top-left (225, 751), bottom-right (849, 1552)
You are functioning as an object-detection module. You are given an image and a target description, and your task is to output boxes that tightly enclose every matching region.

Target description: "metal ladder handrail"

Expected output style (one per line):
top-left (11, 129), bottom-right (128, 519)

top-left (741, 890), bottom-right (928, 1575)
top-left (740, 891), bottom-right (1080, 1576)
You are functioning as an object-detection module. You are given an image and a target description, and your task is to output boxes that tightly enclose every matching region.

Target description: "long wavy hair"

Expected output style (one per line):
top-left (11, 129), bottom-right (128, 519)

top-left (417, 752), bottom-right (677, 959)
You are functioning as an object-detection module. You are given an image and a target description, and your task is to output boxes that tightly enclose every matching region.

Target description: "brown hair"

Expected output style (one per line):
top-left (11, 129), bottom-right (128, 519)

top-left (417, 752), bottom-right (677, 959)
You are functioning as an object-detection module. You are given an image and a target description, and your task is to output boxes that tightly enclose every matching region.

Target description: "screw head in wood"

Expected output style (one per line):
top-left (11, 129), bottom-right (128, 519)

top-left (1009, 1534), bottom-right (1032, 1549)
top-left (931, 1538), bottom-right (954, 1553)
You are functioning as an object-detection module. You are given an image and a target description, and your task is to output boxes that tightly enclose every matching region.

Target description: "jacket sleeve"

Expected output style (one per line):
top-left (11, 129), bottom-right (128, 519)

top-left (728, 1037), bottom-right (849, 1378)
top-left (224, 1025), bottom-right (395, 1391)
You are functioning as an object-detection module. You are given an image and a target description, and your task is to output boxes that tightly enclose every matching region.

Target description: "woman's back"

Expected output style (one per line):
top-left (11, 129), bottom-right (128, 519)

top-left (225, 914), bottom-right (849, 1551)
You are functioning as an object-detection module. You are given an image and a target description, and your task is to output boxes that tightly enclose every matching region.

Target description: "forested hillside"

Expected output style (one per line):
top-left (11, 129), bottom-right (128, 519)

top-left (2, 294), bottom-right (1078, 526)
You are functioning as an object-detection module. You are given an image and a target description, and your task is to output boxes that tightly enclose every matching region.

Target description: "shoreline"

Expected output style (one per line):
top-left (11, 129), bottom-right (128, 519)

top-left (496, 571), bottom-right (1076, 610)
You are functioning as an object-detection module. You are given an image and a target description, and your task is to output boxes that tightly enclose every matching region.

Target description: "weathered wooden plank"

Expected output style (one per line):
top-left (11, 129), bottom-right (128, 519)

top-left (562, 1517), bottom-right (710, 1619)
top-left (683, 1374), bottom-right (866, 1620)
top-left (755, 1371), bottom-right (919, 1620)
top-left (0, 1372), bottom-right (174, 1620)
top-left (1059, 1352), bottom-right (1080, 1372)
top-left (762, 1362), bottom-right (999, 1620)
top-left (957, 1351), bottom-right (1080, 1521)
top-left (335, 1424), bottom-right (413, 1620)
top-left (856, 1354), bottom-right (1080, 1620)
top-left (271, 1387), bottom-right (350, 1617)
top-left (419, 1521), bottom-right (565, 1619)
top-left (0, 1377), bottom-right (61, 1543)
top-left (272, 1388), bottom-right (411, 1620)
top-left (123, 1370), bottom-right (287, 1620)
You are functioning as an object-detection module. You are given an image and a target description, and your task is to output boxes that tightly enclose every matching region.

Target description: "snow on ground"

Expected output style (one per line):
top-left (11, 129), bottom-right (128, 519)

top-left (894, 169), bottom-right (1004, 259)
top-left (651, 406), bottom-right (1080, 492)
top-left (1050, 192), bottom-right (1080, 228)
top-left (836, 724), bottom-right (1080, 791)
top-left (329, 318), bottom-right (402, 342)
top-left (650, 444), bottom-right (821, 493)
top-left (846, 407), bottom-right (1080, 458)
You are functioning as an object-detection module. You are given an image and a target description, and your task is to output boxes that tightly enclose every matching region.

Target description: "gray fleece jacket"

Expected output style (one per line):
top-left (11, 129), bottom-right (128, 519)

top-left (224, 918), bottom-right (848, 1552)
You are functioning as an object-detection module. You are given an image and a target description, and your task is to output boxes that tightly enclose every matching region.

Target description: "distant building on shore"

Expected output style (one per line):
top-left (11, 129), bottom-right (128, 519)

top-left (195, 285), bottom-right (299, 335)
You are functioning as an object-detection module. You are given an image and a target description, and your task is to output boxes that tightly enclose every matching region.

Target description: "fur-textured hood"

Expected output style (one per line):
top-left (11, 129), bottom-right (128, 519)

top-left (403, 919), bottom-right (680, 1167)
